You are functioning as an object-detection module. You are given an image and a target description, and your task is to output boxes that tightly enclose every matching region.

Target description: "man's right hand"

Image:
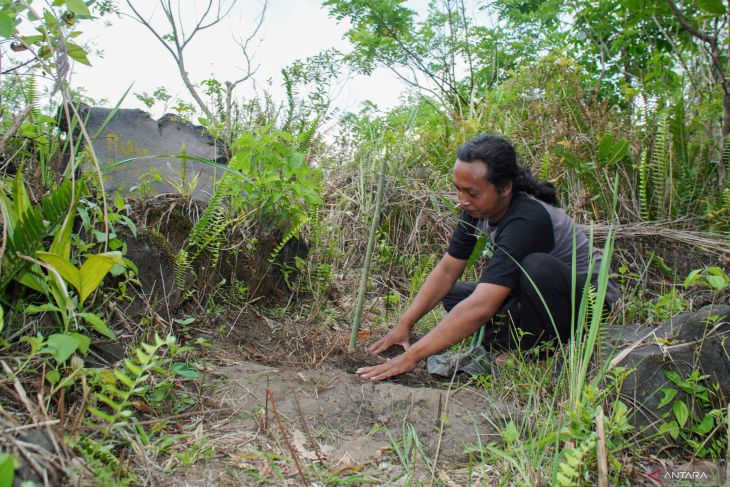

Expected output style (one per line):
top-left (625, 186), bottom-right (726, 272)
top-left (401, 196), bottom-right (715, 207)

top-left (368, 323), bottom-right (411, 355)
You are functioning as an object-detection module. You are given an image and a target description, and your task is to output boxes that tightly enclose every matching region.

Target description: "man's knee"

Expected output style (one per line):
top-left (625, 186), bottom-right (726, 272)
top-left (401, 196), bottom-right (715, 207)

top-left (518, 253), bottom-right (559, 291)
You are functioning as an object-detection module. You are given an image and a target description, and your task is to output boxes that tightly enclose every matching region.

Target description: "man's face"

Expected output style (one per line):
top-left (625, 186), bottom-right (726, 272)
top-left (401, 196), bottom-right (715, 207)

top-left (453, 159), bottom-right (512, 220)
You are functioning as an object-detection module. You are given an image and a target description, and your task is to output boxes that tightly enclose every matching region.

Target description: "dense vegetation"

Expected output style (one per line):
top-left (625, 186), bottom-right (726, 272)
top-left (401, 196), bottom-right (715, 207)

top-left (1, 0), bottom-right (729, 485)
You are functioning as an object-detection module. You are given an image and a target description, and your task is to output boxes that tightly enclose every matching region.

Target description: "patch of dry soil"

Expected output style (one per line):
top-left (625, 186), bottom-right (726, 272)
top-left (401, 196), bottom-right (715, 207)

top-left (153, 311), bottom-right (517, 485)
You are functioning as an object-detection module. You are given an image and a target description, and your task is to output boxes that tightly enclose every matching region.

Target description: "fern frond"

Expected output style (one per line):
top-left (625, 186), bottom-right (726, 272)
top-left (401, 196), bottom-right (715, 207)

top-left (24, 76), bottom-right (40, 120)
top-left (539, 152), bottom-right (551, 181)
top-left (269, 212), bottom-right (308, 263)
top-left (88, 334), bottom-right (174, 429)
top-left (174, 248), bottom-right (193, 292)
top-left (651, 113), bottom-right (670, 218)
top-left (639, 149), bottom-right (650, 221)
top-left (282, 69), bottom-right (296, 132)
top-left (555, 436), bottom-right (594, 486)
top-left (297, 115), bottom-right (320, 152)
top-left (0, 177), bottom-right (82, 289)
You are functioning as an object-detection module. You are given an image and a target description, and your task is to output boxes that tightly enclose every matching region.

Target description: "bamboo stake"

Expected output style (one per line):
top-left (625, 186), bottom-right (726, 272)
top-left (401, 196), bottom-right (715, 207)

top-left (349, 155), bottom-right (388, 351)
top-left (596, 407), bottom-right (608, 487)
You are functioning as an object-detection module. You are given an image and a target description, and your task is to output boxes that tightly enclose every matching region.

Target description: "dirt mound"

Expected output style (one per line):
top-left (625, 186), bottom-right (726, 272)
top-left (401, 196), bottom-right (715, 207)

top-left (154, 309), bottom-right (518, 485)
top-left (210, 309), bottom-right (438, 387)
top-left (207, 361), bottom-right (514, 465)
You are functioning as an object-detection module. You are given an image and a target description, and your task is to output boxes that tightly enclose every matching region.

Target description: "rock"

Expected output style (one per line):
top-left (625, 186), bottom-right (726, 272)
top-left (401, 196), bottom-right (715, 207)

top-left (67, 105), bottom-right (226, 201)
top-left (117, 227), bottom-right (181, 318)
top-left (607, 304), bottom-right (730, 430)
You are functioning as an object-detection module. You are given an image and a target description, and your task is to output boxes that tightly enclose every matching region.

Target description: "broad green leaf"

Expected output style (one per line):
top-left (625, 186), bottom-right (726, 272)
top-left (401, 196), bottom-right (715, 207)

top-left (78, 252), bottom-right (123, 304)
top-left (70, 332), bottom-right (90, 354)
top-left (36, 251), bottom-right (81, 292)
top-left (597, 133), bottom-right (629, 166)
top-left (659, 420), bottom-right (680, 440)
top-left (696, 0), bottom-right (725, 16)
top-left (693, 414), bottom-right (714, 435)
top-left (50, 209), bottom-right (77, 259)
top-left (46, 333), bottom-right (80, 364)
top-left (683, 269), bottom-right (703, 287)
top-left (500, 420), bottom-right (519, 444)
top-left (657, 387), bottom-right (678, 409)
top-left (0, 12), bottom-right (14, 40)
top-left (705, 275), bottom-right (727, 291)
top-left (65, 0), bottom-right (90, 16)
top-left (0, 453), bottom-right (15, 487)
top-left (673, 400), bottom-right (689, 427)
top-left (79, 312), bottom-right (116, 339)
top-left (46, 369), bottom-right (60, 385)
top-left (0, 304), bottom-right (3, 334)
top-left (114, 192), bottom-right (125, 211)
top-left (171, 362), bottom-right (200, 379)
top-left (66, 42), bottom-right (91, 65)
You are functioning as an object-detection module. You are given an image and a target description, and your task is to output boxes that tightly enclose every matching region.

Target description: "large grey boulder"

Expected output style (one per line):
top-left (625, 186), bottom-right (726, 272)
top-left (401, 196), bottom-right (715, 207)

top-left (607, 304), bottom-right (730, 429)
top-left (75, 106), bottom-right (226, 201)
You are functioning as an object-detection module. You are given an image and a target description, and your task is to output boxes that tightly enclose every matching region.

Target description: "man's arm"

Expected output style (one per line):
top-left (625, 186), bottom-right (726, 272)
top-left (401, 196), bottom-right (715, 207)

top-left (368, 253), bottom-right (467, 355)
top-left (358, 283), bottom-right (511, 381)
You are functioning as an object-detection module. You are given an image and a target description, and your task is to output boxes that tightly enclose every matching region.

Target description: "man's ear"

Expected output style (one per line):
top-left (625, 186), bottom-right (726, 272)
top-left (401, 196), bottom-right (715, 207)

top-left (500, 181), bottom-right (513, 197)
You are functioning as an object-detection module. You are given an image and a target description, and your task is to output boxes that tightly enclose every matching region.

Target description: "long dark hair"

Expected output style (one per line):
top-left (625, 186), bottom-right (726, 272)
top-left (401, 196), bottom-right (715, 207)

top-left (456, 134), bottom-right (558, 206)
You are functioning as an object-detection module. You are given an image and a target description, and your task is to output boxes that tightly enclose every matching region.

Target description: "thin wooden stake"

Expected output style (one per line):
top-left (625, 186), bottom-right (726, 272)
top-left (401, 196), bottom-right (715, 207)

top-left (267, 389), bottom-right (307, 485)
top-left (349, 155), bottom-right (388, 351)
top-left (596, 406), bottom-right (608, 487)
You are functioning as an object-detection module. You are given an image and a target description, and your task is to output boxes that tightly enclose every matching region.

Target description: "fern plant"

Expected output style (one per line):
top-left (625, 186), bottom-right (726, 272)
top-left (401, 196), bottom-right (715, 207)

top-left (555, 436), bottom-right (594, 486)
top-left (639, 149), bottom-right (650, 221)
top-left (0, 169), bottom-right (84, 292)
top-left (88, 334), bottom-right (175, 429)
top-left (651, 113), bottom-right (671, 219)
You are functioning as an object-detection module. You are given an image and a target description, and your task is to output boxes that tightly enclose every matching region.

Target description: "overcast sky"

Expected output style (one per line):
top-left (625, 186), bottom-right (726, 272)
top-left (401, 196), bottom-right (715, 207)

top-left (70, 0), bottom-right (412, 118)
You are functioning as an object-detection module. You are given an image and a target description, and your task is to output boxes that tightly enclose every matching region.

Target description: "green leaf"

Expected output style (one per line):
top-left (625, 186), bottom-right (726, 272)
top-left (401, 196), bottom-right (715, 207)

top-left (705, 275), bottom-right (727, 291)
top-left (114, 370), bottom-right (135, 388)
top-left (50, 209), bottom-right (77, 260)
top-left (70, 332), bottom-right (90, 354)
top-left (88, 406), bottom-right (115, 423)
top-left (696, 0), bottom-right (725, 16)
top-left (78, 252), bottom-right (123, 305)
top-left (113, 192), bottom-right (125, 211)
top-left (65, 0), bottom-right (90, 16)
top-left (657, 387), bottom-right (678, 409)
top-left (597, 133), bottom-right (629, 166)
top-left (66, 42), bottom-right (91, 65)
top-left (0, 453), bottom-right (15, 487)
top-left (693, 414), bottom-right (714, 435)
top-left (46, 369), bottom-right (60, 385)
top-left (13, 169), bottom-right (32, 220)
top-left (0, 304), bottom-right (4, 334)
top-left (171, 362), bottom-right (200, 379)
top-left (684, 269), bottom-right (703, 287)
top-left (673, 400), bottom-right (689, 428)
top-left (36, 251), bottom-right (81, 292)
top-left (660, 420), bottom-right (680, 440)
top-left (78, 312), bottom-right (116, 339)
top-left (25, 303), bottom-right (62, 314)
top-left (0, 12), bottom-right (16, 39)
top-left (46, 333), bottom-right (80, 364)
top-left (500, 420), bottom-right (519, 444)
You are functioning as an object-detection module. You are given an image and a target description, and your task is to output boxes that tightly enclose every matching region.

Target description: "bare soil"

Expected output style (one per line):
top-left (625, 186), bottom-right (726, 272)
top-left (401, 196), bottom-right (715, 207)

top-left (148, 309), bottom-right (518, 486)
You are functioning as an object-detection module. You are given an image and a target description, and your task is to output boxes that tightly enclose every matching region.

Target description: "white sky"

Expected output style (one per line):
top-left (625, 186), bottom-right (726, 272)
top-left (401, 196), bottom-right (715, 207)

top-left (69, 0), bottom-right (412, 118)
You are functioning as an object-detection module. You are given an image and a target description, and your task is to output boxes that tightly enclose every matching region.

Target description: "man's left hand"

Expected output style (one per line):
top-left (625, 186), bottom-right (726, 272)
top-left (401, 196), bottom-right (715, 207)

top-left (355, 353), bottom-right (417, 381)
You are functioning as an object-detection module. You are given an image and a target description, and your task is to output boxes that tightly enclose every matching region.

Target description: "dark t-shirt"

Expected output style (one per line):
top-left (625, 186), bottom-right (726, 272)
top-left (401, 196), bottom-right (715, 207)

top-left (446, 192), bottom-right (617, 302)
